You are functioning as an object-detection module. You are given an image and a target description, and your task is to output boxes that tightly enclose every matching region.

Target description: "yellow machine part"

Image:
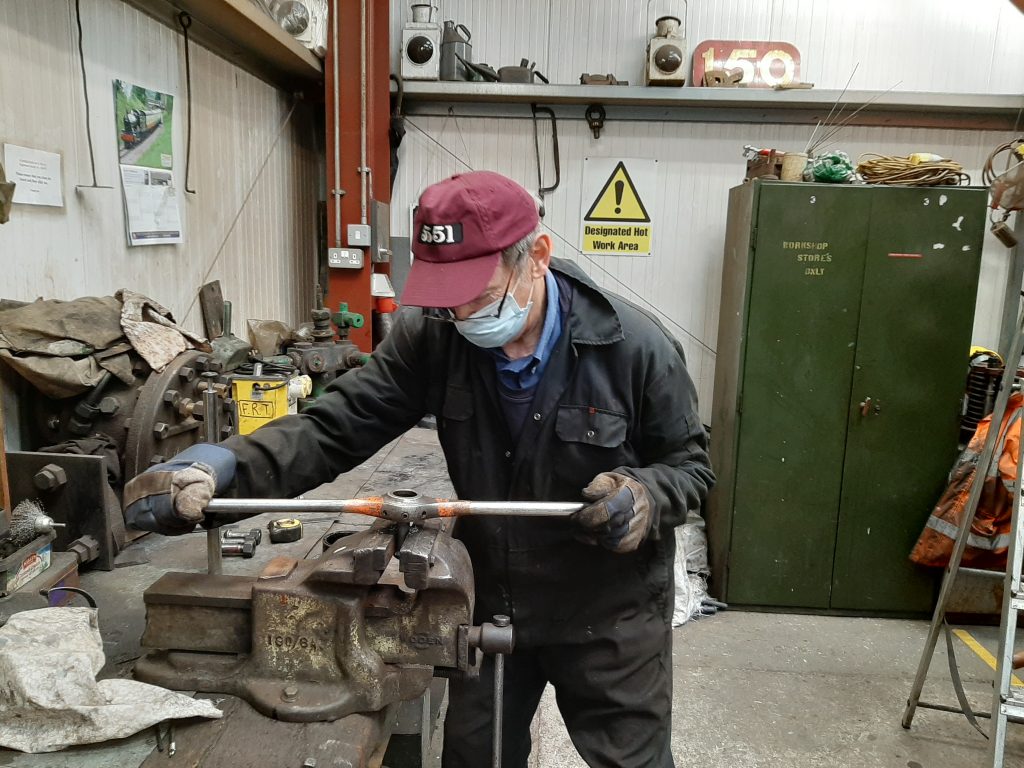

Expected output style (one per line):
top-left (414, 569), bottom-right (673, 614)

top-left (232, 376), bottom-right (290, 436)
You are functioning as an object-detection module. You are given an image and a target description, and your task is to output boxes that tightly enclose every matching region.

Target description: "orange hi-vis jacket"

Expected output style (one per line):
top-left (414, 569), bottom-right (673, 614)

top-left (910, 392), bottom-right (1021, 570)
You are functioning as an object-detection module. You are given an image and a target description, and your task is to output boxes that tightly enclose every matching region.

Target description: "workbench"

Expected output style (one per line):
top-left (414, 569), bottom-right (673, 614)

top-left (0, 427), bottom-right (452, 768)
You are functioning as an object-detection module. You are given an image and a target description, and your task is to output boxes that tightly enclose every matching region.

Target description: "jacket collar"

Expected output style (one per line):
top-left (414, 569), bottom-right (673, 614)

top-left (549, 257), bottom-right (623, 346)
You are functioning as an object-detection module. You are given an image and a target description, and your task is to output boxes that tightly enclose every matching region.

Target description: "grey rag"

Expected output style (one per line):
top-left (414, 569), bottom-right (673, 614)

top-left (0, 607), bottom-right (221, 753)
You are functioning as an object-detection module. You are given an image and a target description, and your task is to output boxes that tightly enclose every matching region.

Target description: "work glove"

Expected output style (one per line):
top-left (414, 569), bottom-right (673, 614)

top-left (123, 444), bottom-right (237, 535)
top-left (573, 471), bottom-right (653, 554)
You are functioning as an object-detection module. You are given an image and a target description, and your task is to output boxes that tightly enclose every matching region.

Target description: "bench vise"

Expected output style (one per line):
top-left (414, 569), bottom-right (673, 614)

top-left (134, 492), bottom-right (525, 723)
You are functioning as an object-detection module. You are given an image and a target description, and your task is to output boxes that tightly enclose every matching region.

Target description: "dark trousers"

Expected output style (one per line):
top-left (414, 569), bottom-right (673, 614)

top-left (441, 619), bottom-right (675, 768)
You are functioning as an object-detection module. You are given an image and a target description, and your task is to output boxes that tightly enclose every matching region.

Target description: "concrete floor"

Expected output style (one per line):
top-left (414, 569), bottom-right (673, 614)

top-left (527, 613), bottom-right (1024, 768)
top-left (3, 427), bottom-right (1024, 767)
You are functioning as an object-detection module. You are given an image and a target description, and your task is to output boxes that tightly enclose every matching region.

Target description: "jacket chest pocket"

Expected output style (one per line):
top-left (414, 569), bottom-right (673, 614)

top-left (442, 384), bottom-right (474, 422)
top-left (555, 405), bottom-right (628, 448)
top-left (552, 405), bottom-right (632, 491)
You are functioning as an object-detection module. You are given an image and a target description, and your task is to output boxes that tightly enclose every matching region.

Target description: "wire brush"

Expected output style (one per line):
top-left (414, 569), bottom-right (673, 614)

top-left (856, 154), bottom-right (970, 186)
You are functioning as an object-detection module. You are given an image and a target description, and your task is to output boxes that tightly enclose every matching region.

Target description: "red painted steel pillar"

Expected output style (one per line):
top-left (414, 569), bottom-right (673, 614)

top-left (325, 0), bottom-right (392, 351)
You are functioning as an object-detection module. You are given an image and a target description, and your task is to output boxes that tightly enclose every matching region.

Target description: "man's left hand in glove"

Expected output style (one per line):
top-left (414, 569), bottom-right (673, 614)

top-left (123, 443), bottom-right (236, 535)
top-left (573, 471), bottom-right (654, 553)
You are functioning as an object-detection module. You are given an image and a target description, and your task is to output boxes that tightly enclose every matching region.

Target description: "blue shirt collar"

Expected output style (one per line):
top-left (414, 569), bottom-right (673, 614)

top-left (489, 270), bottom-right (562, 382)
top-left (532, 270), bottom-right (561, 364)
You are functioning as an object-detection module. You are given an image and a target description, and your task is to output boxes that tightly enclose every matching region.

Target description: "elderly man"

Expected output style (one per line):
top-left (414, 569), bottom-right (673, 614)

top-left (125, 170), bottom-right (713, 768)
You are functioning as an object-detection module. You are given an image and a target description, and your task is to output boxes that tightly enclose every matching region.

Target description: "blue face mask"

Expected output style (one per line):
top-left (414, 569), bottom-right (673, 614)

top-left (454, 279), bottom-right (534, 349)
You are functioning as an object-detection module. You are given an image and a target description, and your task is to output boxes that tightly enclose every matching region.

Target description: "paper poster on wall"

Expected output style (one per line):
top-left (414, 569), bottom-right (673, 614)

top-left (579, 158), bottom-right (656, 256)
top-left (112, 79), bottom-right (182, 246)
top-left (3, 144), bottom-right (63, 207)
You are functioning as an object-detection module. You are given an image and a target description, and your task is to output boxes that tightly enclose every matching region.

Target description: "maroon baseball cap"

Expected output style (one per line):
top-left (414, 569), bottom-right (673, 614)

top-left (402, 171), bottom-right (540, 308)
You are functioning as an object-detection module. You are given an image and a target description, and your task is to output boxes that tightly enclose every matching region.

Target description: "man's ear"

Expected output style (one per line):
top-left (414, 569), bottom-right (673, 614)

top-left (529, 233), bottom-right (553, 278)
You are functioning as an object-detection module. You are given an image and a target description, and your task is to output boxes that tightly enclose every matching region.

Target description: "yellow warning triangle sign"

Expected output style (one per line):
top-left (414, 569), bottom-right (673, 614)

top-left (583, 162), bottom-right (651, 223)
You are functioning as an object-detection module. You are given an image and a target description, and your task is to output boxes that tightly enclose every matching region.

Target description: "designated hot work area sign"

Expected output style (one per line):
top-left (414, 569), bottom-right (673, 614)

top-left (579, 158), bottom-right (657, 256)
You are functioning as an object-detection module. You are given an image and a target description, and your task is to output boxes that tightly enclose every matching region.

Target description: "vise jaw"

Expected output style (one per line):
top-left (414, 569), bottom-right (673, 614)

top-left (134, 519), bottom-right (496, 722)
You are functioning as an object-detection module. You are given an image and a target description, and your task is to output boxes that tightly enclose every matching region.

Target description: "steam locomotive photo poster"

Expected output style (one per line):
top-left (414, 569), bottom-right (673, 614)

top-left (114, 80), bottom-right (173, 168)
top-left (112, 79), bottom-right (182, 246)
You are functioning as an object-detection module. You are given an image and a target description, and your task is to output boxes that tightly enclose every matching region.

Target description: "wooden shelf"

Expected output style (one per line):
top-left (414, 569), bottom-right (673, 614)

top-left (396, 81), bottom-right (1024, 131)
top-left (123, 0), bottom-right (323, 89)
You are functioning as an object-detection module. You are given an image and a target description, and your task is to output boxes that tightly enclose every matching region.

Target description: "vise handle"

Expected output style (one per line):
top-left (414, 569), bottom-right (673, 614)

top-left (204, 488), bottom-right (583, 524)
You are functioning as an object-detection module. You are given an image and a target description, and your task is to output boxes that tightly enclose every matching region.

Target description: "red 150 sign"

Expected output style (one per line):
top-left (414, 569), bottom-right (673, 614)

top-left (691, 40), bottom-right (802, 88)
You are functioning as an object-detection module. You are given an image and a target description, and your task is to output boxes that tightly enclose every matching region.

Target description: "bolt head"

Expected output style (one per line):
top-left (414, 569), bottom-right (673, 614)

top-left (153, 421), bottom-right (170, 438)
top-left (163, 389), bottom-right (181, 407)
top-left (178, 366), bottom-right (196, 382)
top-left (282, 684), bottom-right (299, 702)
top-left (33, 464), bottom-right (67, 491)
top-left (492, 614), bottom-right (511, 628)
top-left (98, 396), bottom-right (120, 415)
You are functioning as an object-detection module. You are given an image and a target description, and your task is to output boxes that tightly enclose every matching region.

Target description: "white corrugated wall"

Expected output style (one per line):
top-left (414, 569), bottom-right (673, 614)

top-left (0, 0), bottom-right (319, 333)
top-left (390, 0), bottom-right (1024, 422)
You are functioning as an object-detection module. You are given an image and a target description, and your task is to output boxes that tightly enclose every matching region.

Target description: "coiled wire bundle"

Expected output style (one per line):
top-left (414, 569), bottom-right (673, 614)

top-left (856, 154), bottom-right (970, 186)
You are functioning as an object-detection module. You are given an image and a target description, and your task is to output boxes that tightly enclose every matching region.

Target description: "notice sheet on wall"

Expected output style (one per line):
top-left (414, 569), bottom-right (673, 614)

top-left (3, 144), bottom-right (63, 207)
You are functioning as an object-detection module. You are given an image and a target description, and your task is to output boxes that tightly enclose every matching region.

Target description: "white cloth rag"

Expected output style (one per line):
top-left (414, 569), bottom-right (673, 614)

top-left (0, 607), bottom-right (221, 753)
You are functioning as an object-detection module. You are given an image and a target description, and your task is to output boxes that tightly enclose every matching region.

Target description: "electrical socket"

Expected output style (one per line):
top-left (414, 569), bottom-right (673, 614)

top-left (328, 248), bottom-right (364, 269)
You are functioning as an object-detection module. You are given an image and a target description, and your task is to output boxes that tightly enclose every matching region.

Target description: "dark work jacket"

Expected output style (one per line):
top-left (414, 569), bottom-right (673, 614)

top-left (222, 258), bottom-right (714, 646)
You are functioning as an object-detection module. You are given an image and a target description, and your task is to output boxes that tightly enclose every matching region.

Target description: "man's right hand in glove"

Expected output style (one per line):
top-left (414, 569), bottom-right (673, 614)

top-left (123, 444), bottom-right (237, 535)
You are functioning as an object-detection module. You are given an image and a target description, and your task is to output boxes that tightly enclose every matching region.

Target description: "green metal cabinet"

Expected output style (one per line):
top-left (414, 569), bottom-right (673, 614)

top-left (708, 180), bottom-right (986, 613)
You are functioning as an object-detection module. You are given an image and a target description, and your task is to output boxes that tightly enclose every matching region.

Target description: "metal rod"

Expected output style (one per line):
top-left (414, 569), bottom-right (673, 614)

top-left (204, 498), bottom-right (583, 518)
top-left (804, 63), bottom-right (858, 154)
top-left (998, 213), bottom-right (1024, 362)
top-left (917, 700), bottom-right (1024, 725)
top-left (207, 528), bottom-right (222, 575)
top-left (207, 499), bottom-right (382, 515)
top-left (359, 0), bottom-right (368, 225)
top-left (918, 701), bottom-right (992, 719)
top-left (808, 81), bottom-right (902, 155)
top-left (491, 613), bottom-right (510, 768)
top-left (203, 375), bottom-right (222, 575)
top-left (443, 501), bottom-right (583, 516)
top-left (493, 650), bottom-right (504, 768)
top-left (332, 0), bottom-right (342, 246)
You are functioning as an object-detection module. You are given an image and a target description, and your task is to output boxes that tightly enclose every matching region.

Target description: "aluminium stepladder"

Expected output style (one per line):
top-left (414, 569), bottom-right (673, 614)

top-left (902, 307), bottom-right (1024, 767)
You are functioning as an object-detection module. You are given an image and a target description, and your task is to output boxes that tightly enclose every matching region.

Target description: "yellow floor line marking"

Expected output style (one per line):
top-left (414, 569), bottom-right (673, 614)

top-left (953, 628), bottom-right (1024, 687)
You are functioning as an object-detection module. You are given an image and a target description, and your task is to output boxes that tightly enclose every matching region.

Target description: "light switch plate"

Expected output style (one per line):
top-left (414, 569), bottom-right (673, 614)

top-left (328, 248), bottom-right (364, 269)
top-left (347, 224), bottom-right (371, 247)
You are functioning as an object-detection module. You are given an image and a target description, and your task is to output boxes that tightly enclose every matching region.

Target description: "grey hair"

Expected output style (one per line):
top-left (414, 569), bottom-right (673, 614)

top-left (501, 226), bottom-right (542, 274)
